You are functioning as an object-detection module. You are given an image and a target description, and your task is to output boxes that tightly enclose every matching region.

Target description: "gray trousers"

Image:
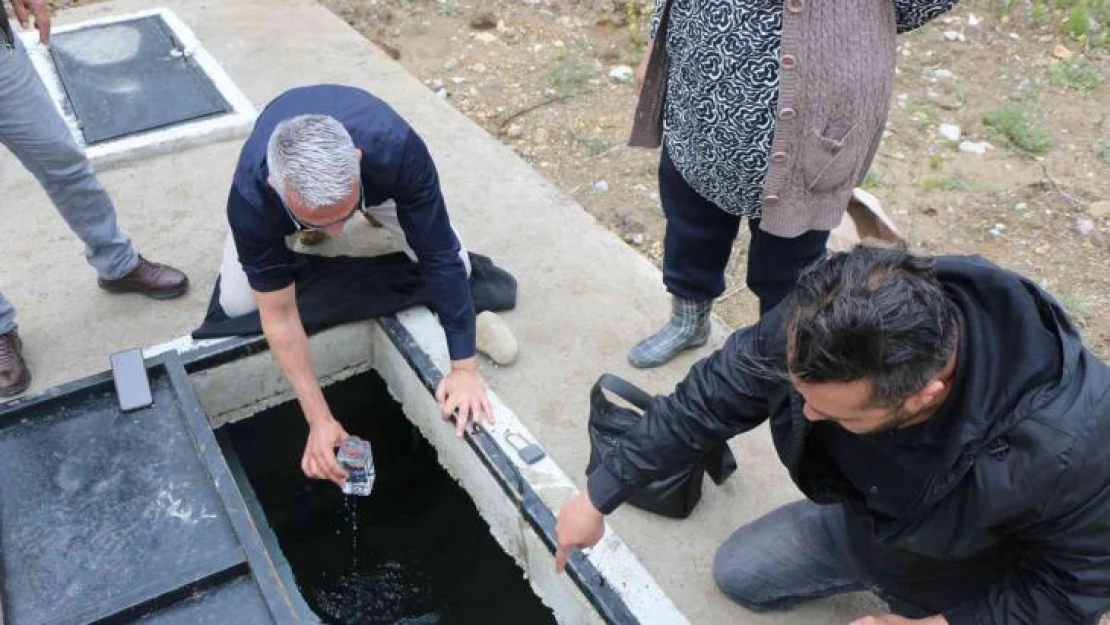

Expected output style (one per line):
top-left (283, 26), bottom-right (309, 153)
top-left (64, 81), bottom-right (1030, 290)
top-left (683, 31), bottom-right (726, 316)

top-left (0, 36), bottom-right (138, 335)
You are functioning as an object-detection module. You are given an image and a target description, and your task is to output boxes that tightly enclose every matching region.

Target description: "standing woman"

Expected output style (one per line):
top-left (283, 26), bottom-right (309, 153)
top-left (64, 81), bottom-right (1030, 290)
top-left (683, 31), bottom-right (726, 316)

top-left (628, 0), bottom-right (958, 368)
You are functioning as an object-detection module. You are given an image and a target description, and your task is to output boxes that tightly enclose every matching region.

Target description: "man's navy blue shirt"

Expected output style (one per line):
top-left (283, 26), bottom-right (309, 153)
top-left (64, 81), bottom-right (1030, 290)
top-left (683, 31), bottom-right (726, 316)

top-left (227, 84), bottom-right (475, 359)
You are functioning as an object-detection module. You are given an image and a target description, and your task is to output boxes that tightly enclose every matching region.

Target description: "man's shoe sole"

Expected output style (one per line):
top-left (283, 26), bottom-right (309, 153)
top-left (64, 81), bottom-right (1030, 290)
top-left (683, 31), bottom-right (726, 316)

top-left (0, 368), bottom-right (31, 398)
top-left (98, 279), bottom-right (190, 300)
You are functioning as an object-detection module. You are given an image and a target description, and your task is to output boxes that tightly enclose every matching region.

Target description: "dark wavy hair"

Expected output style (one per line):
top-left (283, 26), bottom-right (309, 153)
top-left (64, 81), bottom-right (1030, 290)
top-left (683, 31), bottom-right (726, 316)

top-left (786, 245), bottom-right (958, 407)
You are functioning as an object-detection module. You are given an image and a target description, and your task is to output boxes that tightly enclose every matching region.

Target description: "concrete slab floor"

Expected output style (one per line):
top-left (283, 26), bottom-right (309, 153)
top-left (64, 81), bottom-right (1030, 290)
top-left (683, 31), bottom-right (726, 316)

top-left (0, 0), bottom-right (882, 622)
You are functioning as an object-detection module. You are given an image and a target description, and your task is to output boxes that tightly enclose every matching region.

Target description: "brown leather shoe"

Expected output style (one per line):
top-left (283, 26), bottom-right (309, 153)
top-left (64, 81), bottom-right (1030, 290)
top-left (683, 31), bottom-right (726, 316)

top-left (98, 256), bottom-right (189, 300)
top-left (0, 330), bottom-right (31, 398)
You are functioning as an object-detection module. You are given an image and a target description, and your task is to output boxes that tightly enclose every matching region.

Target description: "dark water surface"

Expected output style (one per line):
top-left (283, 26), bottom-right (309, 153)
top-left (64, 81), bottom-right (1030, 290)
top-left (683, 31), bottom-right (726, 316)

top-left (224, 372), bottom-right (557, 625)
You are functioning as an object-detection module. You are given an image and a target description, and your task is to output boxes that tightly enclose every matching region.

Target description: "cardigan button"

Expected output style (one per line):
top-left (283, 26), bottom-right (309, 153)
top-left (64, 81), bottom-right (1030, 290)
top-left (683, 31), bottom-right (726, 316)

top-left (786, 0), bottom-right (804, 13)
top-left (780, 107), bottom-right (796, 120)
top-left (771, 151), bottom-right (788, 163)
top-left (781, 54), bottom-right (797, 70)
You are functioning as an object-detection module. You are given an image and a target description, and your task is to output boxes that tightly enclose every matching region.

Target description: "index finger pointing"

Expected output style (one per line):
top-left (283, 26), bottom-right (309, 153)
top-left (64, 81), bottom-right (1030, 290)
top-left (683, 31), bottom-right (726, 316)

top-left (555, 545), bottom-right (569, 573)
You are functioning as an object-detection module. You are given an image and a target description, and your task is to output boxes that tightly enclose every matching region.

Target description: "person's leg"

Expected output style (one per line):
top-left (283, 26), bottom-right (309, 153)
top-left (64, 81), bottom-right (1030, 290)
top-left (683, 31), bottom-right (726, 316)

top-left (0, 292), bottom-right (16, 337)
top-left (745, 219), bottom-right (829, 316)
top-left (0, 37), bottom-right (138, 280)
top-left (0, 291), bottom-right (31, 397)
top-left (217, 232), bottom-right (260, 317)
top-left (713, 500), bottom-right (867, 612)
top-left (361, 202), bottom-right (520, 364)
top-left (629, 147), bottom-right (740, 368)
top-left (362, 201), bottom-right (472, 276)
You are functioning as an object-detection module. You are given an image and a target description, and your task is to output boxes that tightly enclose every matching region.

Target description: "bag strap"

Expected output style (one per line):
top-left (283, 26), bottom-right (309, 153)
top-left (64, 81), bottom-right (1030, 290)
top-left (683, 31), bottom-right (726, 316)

top-left (596, 373), bottom-right (654, 411)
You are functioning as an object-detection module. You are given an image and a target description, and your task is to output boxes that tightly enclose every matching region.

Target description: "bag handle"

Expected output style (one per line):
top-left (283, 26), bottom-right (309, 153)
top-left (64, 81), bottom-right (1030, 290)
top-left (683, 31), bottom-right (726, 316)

top-left (596, 373), bottom-right (654, 411)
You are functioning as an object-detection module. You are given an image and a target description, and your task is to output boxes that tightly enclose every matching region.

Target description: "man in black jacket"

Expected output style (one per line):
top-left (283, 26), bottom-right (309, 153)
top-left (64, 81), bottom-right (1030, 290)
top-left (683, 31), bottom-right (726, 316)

top-left (556, 246), bottom-right (1110, 624)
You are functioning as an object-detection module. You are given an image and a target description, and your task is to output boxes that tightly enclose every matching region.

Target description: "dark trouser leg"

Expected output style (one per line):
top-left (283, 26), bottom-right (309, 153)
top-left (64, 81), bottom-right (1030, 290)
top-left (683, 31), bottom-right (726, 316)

top-left (629, 149), bottom-right (739, 369)
top-left (745, 219), bottom-right (829, 316)
top-left (660, 148), bottom-right (742, 302)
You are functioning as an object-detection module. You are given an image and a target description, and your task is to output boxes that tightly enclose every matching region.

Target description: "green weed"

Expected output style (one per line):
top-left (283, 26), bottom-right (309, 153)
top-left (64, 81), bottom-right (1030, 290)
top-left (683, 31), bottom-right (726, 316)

top-left (982, 105), bottom-right (1053, 154)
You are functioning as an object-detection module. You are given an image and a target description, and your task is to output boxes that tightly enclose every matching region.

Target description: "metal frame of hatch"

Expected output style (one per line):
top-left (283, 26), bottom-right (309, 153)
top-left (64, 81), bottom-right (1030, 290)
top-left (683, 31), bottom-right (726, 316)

top-left (48, 14), bottom-right (232, 145)
top-left (17, 7), bottom-right (256, 171)
top-left (0, 351), bottom-right (301, 624)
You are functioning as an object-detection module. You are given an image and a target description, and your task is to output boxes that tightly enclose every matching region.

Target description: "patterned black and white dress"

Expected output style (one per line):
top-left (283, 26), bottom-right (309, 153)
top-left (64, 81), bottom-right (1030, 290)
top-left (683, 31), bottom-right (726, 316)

top-left (651, 0), bottom-right (960, 220)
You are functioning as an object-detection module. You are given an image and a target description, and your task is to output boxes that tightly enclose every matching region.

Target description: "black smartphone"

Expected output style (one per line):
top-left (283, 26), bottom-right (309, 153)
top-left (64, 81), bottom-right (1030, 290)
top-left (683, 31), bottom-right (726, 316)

top-left (109, 348), bottom-right (153, 412)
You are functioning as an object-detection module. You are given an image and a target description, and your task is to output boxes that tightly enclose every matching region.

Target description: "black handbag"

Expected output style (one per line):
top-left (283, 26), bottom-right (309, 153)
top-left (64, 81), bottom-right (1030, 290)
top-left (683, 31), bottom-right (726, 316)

top-left (586, 374), bottom-right (737, 519)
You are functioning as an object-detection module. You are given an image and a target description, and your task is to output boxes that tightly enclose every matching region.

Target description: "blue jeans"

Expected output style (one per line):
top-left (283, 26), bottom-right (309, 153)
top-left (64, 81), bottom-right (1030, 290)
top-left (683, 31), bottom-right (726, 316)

top-left (0, 36), bottom-right (138, 334)
top-left (714, 500), bottom-right (1021, 618)
top-left (659, 147), bottom-right (829, 316)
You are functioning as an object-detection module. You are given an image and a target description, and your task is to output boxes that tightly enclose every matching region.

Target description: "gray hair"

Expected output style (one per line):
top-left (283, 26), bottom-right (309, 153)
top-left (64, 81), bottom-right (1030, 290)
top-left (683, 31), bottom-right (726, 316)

top-left (266, 114), bottom-right (359, 211)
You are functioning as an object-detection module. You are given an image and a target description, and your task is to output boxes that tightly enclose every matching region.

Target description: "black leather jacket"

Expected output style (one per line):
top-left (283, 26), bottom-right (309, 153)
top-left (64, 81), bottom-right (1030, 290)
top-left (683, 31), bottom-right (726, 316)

top-left (588, 256), bottom-right (1110, 624)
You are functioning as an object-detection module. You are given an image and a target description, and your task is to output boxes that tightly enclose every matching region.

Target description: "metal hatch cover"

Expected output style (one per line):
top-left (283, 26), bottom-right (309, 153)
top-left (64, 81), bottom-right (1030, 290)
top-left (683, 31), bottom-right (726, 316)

top-left (0, 352), bottom-right (297, 624)
top-left (48, 14), bottom-right (231, 145)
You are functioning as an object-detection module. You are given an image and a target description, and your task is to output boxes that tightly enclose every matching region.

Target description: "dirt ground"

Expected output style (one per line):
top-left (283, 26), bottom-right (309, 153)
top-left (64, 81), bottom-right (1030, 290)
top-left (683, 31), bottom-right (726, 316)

top-left (296, 0), bottom-right (1110, 361)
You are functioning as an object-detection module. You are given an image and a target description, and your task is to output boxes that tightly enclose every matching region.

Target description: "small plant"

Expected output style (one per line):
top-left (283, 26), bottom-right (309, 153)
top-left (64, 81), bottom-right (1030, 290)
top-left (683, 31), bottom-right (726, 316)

top-left (549, 53), bottom-right (595, 97)
top-left (922, 175), bottom-right (993, 193)
top-left (1067, 0), bottom-right (1091, 39)
top-left (956, 83), bottom-right (969, 105)
top-left (982, 104), bottom-right (1053, 154)
top-left (929, 154), bottom-right (945, 170)
top-left (1048, 59), bottom-right (1102, 93)
top-left (1033, 0), bottom-right (1049, 23)
top-left (436, 0), bottom-right (461, 17)
top-left (923, 176), bottom-right (968, 192)
top-left (1097, 141), bottom-right (1110, 163)
top-left (862, 170), bottom-right (886, 190)
top-left (625, 1), bottom-right (654, 50)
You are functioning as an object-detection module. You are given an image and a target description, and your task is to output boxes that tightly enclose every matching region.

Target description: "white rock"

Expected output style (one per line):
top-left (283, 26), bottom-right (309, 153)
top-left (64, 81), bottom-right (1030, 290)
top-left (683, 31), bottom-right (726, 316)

top-left (1014, 202), bottom-right (1028, 212)
top-left (443, 58), bottom-right (459, 71)
top-left (939, 124), bottom-right (962, 142)
top-left (968, 13), bottom-right (981, 26)
top-left (1077, 218), bottom-right (1096, 236)
top-left (959, 141), bottom-right (992, 155)
top-left (593, 180), bottom-right (610, 193)
top-left (435, 88), bottom-right (449, 99)
top-left (608, 65), bottom-right (634, 83)
top-left (474, 32), bottom-right (498, 44)
top-left (944, 30), bottom-right (960, 41)
top-left (1009, 32), bottom-right (1021, 40)
top-left (934, 69), bottom-right (955, 80)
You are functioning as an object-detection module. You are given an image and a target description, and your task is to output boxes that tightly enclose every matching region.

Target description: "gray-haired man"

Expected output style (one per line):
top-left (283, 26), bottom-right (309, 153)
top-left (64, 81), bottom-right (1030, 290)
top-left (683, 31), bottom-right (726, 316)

top-left (1, 0), bottom-right (189, 397)
top-left (220, 84), bottom-right (494, 487)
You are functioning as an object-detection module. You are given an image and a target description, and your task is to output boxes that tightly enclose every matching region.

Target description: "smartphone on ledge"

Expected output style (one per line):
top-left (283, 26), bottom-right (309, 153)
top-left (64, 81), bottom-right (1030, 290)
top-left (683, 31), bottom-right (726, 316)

top-left (110, 348), bottom-right (153, 412)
